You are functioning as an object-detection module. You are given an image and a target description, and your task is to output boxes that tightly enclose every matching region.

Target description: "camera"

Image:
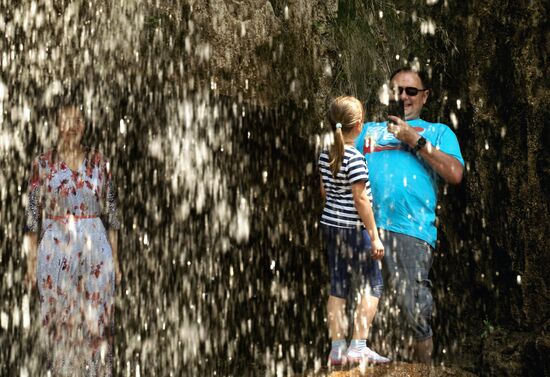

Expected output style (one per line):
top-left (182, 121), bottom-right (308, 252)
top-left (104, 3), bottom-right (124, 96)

top-left (387, 99), bottom-right (405, 120)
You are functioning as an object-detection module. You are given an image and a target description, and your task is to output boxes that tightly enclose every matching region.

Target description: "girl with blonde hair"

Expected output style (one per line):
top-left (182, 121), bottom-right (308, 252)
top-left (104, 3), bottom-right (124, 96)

top-left (318, 96), bottom-right (389, 366)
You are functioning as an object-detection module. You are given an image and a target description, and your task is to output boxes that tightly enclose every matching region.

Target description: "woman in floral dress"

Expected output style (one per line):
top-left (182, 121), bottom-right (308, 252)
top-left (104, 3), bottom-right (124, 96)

top-left (24, 105), bottom-right (120, 376)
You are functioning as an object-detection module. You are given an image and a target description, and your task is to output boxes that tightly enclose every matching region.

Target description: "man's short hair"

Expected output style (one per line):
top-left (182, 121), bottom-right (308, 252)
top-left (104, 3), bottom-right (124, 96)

top-left (390, 67), bottom-right (431, 90)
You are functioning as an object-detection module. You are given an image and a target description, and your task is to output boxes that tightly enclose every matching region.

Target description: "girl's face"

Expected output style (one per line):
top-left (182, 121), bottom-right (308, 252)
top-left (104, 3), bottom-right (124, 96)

top-left (352, 105), bottom-right (365, 137)
top-left (57, 107), bottom-right (85, 145)
top-left (352, 120), bottom-right (363, 138)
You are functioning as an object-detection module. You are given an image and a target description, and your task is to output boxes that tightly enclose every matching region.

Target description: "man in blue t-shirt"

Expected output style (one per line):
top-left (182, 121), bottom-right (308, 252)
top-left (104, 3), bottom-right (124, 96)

top-left (355, 67), bottom-right (464, 364)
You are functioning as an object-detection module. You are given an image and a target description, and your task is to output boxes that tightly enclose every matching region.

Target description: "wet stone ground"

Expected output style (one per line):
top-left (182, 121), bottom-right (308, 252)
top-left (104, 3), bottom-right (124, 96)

top-left (219, 361), bottom-right (479, 376)
top-left (303, 362), bottom-right (478, 377)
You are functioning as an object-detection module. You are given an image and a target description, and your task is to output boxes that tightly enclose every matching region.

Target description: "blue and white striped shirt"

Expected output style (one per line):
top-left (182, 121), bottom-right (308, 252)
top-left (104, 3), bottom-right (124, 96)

top-left (319, 146), bottom-right (373, 228)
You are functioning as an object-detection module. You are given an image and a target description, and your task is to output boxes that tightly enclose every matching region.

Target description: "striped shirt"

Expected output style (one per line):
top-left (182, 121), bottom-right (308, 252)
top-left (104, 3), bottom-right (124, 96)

top-left (319, 145), bottom-right (373, 228)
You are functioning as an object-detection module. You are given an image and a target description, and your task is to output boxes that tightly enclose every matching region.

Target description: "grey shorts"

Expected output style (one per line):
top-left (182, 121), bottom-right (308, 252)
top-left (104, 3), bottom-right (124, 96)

top-left (380, 229), bottom-right (434, 341)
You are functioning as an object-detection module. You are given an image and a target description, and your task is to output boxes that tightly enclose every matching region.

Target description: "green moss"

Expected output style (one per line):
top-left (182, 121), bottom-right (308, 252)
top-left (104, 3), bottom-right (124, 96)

top-left (481, 318), bottom-right (496, 339)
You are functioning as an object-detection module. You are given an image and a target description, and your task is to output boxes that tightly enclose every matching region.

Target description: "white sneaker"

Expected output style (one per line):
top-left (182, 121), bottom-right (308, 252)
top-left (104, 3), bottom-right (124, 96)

top-left (346, 346), bottom-right (391, 364)
top-left (327, 348), bottom-right (348, 367)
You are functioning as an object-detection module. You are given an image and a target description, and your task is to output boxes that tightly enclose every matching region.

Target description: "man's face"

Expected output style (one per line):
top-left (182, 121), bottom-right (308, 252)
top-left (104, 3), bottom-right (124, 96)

top-left (390, 71), bottom-right (429, 120)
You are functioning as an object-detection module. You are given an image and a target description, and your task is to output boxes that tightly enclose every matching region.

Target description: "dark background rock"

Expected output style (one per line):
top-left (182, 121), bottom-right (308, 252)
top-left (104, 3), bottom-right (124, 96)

top-left (440, 0), bottom-right (550, 374)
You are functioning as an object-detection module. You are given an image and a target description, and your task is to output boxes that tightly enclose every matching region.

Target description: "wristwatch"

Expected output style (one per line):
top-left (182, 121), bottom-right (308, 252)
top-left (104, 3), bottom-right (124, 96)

top-left (412, 136), bottom-right (427, 153)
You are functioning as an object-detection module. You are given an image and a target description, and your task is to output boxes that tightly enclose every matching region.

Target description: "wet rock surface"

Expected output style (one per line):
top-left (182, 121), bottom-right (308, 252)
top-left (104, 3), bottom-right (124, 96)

top-left (1, 0), bottom-right (548, 376)
top-left (187, 0), bottom-right (337, 113)
top-left (437, 0), bottom-right (550, 374)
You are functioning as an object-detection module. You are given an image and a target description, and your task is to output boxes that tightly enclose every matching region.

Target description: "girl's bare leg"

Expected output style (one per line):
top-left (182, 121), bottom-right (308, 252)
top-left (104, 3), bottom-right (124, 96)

top-left (352, 295), bottom-right (379, 339)
top-left (327, 295), bottom-right (347, 340)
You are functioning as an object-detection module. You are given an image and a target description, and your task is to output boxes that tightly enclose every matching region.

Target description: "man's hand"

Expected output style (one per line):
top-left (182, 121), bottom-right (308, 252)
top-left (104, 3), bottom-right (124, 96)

top-left (387, 115), bottom-right (421, 148)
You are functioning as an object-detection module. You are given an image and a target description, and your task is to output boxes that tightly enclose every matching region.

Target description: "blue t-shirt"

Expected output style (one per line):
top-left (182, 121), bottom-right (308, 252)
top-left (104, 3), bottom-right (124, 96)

top-left (355, 118), bottom-right (464, 247)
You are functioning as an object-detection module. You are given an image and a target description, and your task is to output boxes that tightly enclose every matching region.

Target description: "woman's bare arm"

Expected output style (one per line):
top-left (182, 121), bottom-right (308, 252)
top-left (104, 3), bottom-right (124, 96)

top-left (108, 229), bottom-right (120, 285)
top-left (23, 233), bottom-right (38, 289)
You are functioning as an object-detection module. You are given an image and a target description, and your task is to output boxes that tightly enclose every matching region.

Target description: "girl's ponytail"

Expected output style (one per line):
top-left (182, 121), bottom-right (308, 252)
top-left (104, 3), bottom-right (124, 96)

top-left (330, 123), bottom-right (344, 177)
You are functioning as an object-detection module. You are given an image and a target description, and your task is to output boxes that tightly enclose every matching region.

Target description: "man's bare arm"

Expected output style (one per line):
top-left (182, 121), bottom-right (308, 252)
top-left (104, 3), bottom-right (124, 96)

top-left (388, 115), bottom-right (463, 185)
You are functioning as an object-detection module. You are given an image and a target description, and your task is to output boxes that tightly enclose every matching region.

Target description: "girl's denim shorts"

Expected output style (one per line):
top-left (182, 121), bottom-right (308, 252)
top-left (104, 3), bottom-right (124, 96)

top-left (321, 224), bottom-right (383, 299)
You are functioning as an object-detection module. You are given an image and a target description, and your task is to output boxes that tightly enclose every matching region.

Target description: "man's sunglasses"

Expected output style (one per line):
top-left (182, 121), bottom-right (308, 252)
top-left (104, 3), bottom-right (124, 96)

top-left (392, 86), bottom-right (429, 97)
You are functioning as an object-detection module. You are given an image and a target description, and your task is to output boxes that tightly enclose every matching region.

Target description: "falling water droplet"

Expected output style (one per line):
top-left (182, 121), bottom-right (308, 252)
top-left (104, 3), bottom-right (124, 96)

top-left (22, 295), bottom-right (30, 329)
top-left (450, 112), bottom-right (458, 129)
top-left (1, 311), bottom-right (8, 330)
top-left (119, 119), bottom-right (126, 134)
top-left (20, 367), bottom-right (29, 377)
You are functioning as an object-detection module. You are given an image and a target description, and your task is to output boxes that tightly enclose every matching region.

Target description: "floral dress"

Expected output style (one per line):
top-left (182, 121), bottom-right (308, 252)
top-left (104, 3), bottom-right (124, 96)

top-left (25, 148), bottom-right (120, 377)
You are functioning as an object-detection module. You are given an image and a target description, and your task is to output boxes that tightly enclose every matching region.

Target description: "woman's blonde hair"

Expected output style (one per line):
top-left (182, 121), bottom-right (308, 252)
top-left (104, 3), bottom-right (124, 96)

top-left (328, 96), bottom-right (364, 177)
